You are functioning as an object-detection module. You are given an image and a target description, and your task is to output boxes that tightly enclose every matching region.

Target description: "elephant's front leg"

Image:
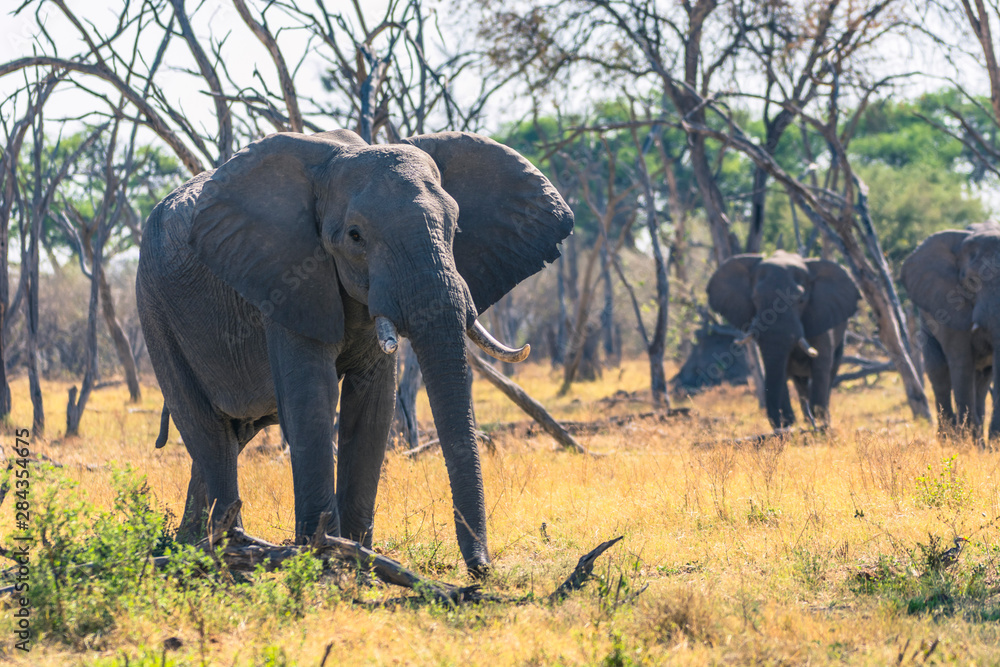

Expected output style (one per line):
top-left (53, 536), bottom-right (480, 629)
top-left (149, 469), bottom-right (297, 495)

top-left (988, 347), bottom-right (1000, 445)
top-left (265, 321), bottom-right (341, 541)
top-left (948, 346), bottom-right (979, 438)
top-left (922, 329), bottom-right (957, 431)
top-left (791, 375), bottom-right (816, 427)
top-left (336, 348), bottom-right (397, 547)
top-left (807, 330), bottom-right (837, 425)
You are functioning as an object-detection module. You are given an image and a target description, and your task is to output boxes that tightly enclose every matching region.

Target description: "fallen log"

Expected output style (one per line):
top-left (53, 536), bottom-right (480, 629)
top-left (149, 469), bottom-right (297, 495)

top-left (467, 349), bottom-right (588, 454)
top-left (833, 360), bottom-right (896, 386)
top-left (549, 536), bottom-right (624, 602)
top-left (699, 424), bottom-right (828, 448)
top-left (0, 497), bottom-right (625, 605)
top-left (485, 409), bottom-right (690, 438)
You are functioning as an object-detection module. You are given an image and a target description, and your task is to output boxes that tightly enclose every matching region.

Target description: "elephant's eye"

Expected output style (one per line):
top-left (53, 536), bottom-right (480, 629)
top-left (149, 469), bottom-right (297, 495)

top-left (348, 228), bottom-right (363, 243)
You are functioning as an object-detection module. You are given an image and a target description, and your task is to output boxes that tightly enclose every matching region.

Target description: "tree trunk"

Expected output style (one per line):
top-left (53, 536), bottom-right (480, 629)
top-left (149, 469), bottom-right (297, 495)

top-left (467, 349), bottom-right (585, 454)
top-left (66, 224), bottom-right (104, 437)
top-left (554, 254), bottom-right (567, 365)
top-left (391, 339), bottom-right (422, 450)
top-left (79, 220), bottom-right (140, 402)
top-left (634, 137), bottom-right (671, 407)
top-left (688, 133), bottom-right (738, 263)
top-left (600, 241), bottom-right (615, 362)
top-left (97, 266), bottom-right (141, 402)
top-left (25, 196), bottom-right (43, 436)
top-left (560, 236), bottom-right (605, 394)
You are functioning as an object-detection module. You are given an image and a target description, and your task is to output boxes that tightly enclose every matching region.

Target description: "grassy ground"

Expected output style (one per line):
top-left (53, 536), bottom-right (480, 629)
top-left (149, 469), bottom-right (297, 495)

top-left (1, 360), bottom-right (999, 666)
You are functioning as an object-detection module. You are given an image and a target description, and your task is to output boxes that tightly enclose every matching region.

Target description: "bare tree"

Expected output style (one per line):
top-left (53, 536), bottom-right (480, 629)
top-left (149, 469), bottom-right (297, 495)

top-left (679, 86), bottom-right (930, 419)
top-left (0, 74), bottom-right (62, 422)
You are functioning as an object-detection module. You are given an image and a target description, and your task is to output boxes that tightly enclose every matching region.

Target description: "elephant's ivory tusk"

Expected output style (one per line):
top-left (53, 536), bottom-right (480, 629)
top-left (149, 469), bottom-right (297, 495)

top-left (467, 319), bottom-right (530, 363)
top-left (797, 337), bottom-right (819, 358)
top-left (374, 316), bottom-right (399, 354)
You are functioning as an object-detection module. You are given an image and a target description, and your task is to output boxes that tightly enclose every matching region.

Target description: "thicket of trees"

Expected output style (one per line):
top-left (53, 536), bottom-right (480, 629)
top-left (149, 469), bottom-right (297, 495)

top-left (1, 0), bottom-right (999, 437)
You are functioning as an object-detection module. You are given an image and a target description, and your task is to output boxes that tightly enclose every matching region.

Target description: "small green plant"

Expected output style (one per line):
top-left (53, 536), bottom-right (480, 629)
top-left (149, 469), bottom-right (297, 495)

top-left (792, 547), bottom-right (826, 591)
top-left (915, 455), bottom-right (969, 510)
top-left (746, 499), bottom-right (780, 525)
top-left (280, 550), bottom-right (324, 616)
top-left (602, 632), bottom-right (641, 667)
top-left (11, 466), bottom-right (171, 644)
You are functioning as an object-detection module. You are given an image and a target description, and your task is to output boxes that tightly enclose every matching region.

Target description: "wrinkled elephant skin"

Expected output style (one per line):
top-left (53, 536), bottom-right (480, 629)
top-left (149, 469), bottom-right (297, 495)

top-left (136, 130), bottom-right (574, 575)
top-left (901, 222), bottom-right (1000, 443)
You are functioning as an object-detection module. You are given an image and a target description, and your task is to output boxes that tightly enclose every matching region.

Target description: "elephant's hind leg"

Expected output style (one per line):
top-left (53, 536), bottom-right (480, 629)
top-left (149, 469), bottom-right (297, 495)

top-left (141, 305), bottom-right (244, 542)
top-left (173, 415), bottom-right (244, 542)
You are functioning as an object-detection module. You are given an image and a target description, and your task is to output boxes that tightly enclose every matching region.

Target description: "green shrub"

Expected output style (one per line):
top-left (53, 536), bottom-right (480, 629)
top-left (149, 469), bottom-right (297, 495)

top-left (8, 466), bottom-right (171, 643)
top-left (914, 455), bottom-right (968, 510)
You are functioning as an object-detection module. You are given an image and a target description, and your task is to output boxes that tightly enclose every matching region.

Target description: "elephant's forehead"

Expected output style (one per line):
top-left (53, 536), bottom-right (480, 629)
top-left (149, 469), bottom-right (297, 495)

top-left (345, 145), bottom-right (440, 182)
top-left (963, 230), bottom-right (1000, 252)
top-left (759, 258), bottom-right (807, 279)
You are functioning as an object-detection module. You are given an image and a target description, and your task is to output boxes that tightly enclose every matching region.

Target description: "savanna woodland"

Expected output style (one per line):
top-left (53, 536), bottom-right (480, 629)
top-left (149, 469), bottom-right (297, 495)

top-left (3, 1), bottom-right (1000, 665)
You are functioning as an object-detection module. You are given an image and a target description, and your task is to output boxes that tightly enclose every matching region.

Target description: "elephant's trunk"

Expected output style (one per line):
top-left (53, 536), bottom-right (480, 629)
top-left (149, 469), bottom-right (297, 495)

top-left (408, 321), bottom-right (490, 574)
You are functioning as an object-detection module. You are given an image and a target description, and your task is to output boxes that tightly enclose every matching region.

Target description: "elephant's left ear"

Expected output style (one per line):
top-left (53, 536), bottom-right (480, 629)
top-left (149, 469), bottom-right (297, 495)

top-left (803, 259), bottom-right (861, 337)
top-left (401, 132), bottom-right (574, 313)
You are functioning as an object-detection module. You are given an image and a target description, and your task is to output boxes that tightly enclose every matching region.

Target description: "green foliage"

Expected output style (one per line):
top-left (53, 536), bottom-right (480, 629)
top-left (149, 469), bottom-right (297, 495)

top-left (746, 499), bottom-right (780, 526)
top-left (858, 163), bottom-right (985, 266)
top-left (792, 547), bottom-right (826, 591)
top-left (753, 88), bottom-right (989, 260)
top-left (602, 632), bottom-right (642, 667)
top-left (11, 465), bottom-right (171, 642)
top-left (914, 455), bottom-right (969, 510)
top-left (279, 550), bottom-right (324, 617)
top-left (0, 466), bottom-right (357, 652)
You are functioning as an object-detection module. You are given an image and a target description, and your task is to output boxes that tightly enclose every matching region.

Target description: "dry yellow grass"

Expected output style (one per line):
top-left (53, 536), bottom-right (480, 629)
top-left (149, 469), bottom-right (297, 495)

top-left (3, 361), bottom-right (1000, 666)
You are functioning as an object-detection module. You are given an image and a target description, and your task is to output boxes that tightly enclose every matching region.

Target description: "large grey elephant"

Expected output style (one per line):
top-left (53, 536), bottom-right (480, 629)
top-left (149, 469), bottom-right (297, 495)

top-left (901, 222), bottom-right (1000, 441)
top-left (707, 250), bottom-right (860, 429)
top-left (136, 130), bottom-right (573, 575)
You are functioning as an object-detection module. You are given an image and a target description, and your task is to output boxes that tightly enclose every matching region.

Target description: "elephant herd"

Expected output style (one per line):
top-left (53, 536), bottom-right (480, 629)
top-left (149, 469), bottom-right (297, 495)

top-left (135, 129), bottom-right (997, 577)
top-left (706, 222), bottom-right (1000, 445)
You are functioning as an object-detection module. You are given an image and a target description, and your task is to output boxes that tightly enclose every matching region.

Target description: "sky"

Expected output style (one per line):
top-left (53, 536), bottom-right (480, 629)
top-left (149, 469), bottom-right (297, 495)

top-left (0, 1), bottom-right (990, 155)
top-left (0, 0), bottom-right (516, 154)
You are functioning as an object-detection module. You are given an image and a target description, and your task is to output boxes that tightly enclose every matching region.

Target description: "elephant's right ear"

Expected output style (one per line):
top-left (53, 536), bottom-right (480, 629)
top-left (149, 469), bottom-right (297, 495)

top-left (707, 254), bottom-right (762, 329)
top-left (190, 131), bottom-right (366, 344)
top-left (401, 132), bottom-right (574, 314)
top-left (900, 229), bottom-right (972, 331)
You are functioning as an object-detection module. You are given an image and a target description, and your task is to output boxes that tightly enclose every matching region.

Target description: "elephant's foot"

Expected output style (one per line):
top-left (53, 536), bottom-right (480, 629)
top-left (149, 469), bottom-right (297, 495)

top-left (466, 560), bottom-right (492, 581)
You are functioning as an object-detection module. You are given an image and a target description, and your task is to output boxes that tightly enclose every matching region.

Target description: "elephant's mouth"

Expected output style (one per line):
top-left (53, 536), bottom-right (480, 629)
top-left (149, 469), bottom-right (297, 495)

top-left (374, 315), bottom-right (529, 363)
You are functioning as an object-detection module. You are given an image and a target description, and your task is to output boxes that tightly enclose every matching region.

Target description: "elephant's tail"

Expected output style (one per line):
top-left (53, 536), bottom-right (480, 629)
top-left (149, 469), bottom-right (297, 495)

top-left (155, 403), bottom-right (170, 449)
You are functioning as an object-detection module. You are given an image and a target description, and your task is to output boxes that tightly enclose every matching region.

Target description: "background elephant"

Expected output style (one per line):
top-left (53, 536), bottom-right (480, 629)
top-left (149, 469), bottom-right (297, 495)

top-left (707, 250), bottom-right (860, 429)
top-left (136, 129), bottom-right (573, 575)
top-left (900, 222), bottom-right (1000, 441)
